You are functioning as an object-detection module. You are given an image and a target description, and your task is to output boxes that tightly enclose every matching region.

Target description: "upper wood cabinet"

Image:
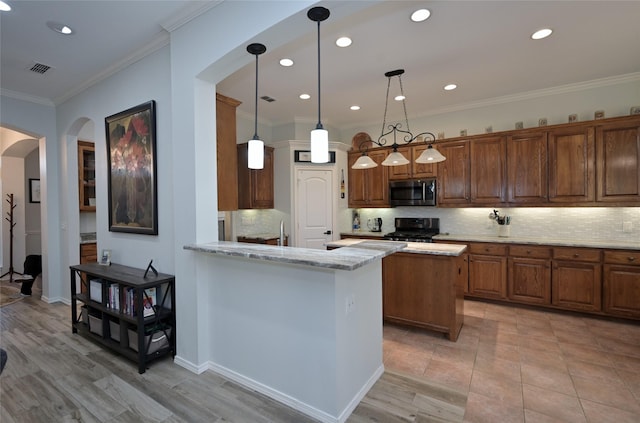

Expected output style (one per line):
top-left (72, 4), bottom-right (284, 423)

top-left (596, 117), bottom-right (640, 203)
top-left (507, 131), bottom-right (548, 204)
top-left (348, 149), bottom-right (389, 208)
top-left (437, 141), bottom-right (470, 205)
top-left (387, 144), bottom-right (437, 180)
top-left (548, 125), bottom-right (595, 203)
top-left (469, 136), bottom-right (507, 204)
top-left (78, 141), bottom-right (96, 212)
top-left (216, 93), bottom-right (241, 211)
top-left (237, 143), bottom-right (274, 209)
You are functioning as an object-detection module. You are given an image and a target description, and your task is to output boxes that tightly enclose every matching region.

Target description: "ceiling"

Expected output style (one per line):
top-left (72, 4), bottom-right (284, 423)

top-left (2, 1), bottom-right (640, 135)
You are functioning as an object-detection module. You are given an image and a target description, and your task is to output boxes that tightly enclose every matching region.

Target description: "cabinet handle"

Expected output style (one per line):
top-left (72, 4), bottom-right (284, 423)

top-left (629, 257), bottom-right (636, 262)
top-left (574, 253), bottom-right (580, 258)
top-left (526, 250), bottom-right (532, 254)
top-left (485, 248), bottom-right (490, 252)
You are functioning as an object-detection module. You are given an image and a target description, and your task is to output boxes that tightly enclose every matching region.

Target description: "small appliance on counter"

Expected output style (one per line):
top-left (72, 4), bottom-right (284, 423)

top-left (367, 217), bottom-right (383, 232)
top-left (383, 217), bottom-right (439, 242)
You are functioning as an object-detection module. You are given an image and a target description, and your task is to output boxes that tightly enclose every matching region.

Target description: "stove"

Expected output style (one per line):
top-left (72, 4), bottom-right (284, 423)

top-left (383, 217), bottom-right (440, 243)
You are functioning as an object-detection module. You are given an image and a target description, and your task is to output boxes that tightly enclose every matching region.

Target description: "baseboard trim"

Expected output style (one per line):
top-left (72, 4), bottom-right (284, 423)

top-left (173, 355), bottom-right (209, 374)
top-left (336, 364), bottom-right (384, 423)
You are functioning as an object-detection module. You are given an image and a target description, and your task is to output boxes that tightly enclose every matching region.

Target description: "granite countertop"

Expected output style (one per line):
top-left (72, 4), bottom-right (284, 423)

top-left (340, 231), bottom-right (385, 238)
top-left (433, 234), bottom-right (640, 250)
top-left (184, 240), bottom-right (407, 271)
top-left (327, 239), bottom-right (467, 256)
top-left (80, 232), bottom-right (96, 244)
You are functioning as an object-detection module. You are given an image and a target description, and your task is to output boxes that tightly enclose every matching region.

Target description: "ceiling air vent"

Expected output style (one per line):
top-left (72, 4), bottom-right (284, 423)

top-left (29, 63), bottom-right (51, 74)
top-left (260, 95), bottom-right (275, 103)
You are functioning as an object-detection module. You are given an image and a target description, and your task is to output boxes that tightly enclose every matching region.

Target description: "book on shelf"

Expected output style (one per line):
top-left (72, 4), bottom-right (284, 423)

top-left (143, 287), bottom-right (156, 317)
top-left (120, 287), bottom-right (158, 317)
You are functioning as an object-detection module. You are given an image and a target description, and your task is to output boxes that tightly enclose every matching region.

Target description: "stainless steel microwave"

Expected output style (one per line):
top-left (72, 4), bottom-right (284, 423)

top-left (389, 179), bottom-right (436, 207)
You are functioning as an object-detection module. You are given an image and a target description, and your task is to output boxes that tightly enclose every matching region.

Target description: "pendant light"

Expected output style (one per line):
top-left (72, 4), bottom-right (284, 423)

top-left (308, 6), bottom-right (330, 163)
top-left (246, 43), bottom-right (266, 169)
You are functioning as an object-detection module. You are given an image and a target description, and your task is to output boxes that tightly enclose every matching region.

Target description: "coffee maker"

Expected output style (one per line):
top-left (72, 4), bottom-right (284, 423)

top-left (368, 217), bottom-right (383, 232)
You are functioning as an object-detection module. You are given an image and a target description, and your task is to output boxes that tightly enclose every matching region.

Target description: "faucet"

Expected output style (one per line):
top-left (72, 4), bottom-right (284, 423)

top-left (279, 220), bottom-right (285, 246)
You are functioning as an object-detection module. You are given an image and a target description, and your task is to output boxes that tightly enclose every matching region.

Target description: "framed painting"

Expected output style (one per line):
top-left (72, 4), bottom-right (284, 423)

top-left (105, 100), bottom-right (158, 235)
top-left (29, 178), bottom-right (41, 203)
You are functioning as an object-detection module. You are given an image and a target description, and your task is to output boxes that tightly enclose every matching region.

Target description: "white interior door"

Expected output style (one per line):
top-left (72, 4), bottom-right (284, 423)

top-left (295, 169), bottom-right (333, 249)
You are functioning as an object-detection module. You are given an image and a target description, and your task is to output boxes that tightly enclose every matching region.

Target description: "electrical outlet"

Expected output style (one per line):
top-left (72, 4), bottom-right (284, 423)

top-left (623, 222), bottom-right (633, 233)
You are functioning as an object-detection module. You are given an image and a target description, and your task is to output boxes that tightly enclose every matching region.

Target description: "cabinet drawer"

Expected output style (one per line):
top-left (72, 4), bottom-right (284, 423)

top-left (604, 250), bottom-right (640, 266)
top-left (553, 247), bottom-right (601, 263)
top-left (509, 245), bottom-right (551, 259)
top-left (469, 243), bottom-right (507, 256)
top-left (81, 243), bottom-right (97, 257)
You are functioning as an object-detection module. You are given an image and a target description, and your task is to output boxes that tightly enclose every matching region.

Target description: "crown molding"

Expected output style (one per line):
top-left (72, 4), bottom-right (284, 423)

top-left (161, 1), bottom-right (223, 32)
top-left (1, 89), bottom-right (55, 107)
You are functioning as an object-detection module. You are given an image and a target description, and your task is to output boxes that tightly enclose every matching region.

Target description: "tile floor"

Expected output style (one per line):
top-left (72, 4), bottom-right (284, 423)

top-left (382, 300), bottom-right (640, 423)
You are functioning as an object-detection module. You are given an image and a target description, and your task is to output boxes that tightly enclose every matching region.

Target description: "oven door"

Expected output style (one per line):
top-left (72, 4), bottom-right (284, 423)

top-left (389, 179), bottom-right (436, 206)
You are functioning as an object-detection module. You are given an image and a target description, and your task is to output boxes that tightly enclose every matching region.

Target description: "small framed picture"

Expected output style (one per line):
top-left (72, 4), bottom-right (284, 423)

top-left (515, 121), bottom-right (524, 130)
top-left (568, 114), bottom-right (578, 123)
top-left (460, 129), bottom-right (467, 137)
top-left (29, 178), bottom-right (41, 203)
top-left (538, 118), bottom-right (547, 127)
top-left (630, 106), bottom-right (640, 115)
top-left (594, 110), bottom-right (605, 120)
top-left (99, 249), bottom-right (112, 266)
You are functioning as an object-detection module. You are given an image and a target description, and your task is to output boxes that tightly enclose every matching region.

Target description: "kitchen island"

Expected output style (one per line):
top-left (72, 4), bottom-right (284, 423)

top-left (183, 240), bottom-right (405, 423)
top-left (327, 239), bottom-right (468, 341)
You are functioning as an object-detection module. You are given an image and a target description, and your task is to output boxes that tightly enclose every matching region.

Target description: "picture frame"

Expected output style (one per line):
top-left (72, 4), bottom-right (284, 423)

top-left (105, 100), bottom-right (158, 235)
top-left (294, 150), bottom-right (336, 163)
top-left (99, 249), bottom-right (112, 266)
top-left (29, 178), bottom-right (40, 203)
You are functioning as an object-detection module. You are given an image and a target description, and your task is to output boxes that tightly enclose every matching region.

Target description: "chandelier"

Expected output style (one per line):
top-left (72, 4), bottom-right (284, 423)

top-left (352, 69), bottom-right (446, 169)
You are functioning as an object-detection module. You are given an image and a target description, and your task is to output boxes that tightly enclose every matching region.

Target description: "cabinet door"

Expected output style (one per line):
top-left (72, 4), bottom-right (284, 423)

top-left (548, 125), bottom-right (595, 203)
top-left (469, 254), bottom-right (507, 299)
top-left (507, 132), bottom-right (548, 203)
top-left (603, 264), bottom-right (640, 318)
top-left (437, 141), bottom-right (470, 205)
top-left (387, 145), bottom-right (412, 180)
top-left (78, 141), bottom-right (96, 212)
top-left (470, 136), bottom-right (507, 204)
top-left (508, 257), bottom-right (551, 304)
top-left (216, 93), bottom-right (241, 211)
top-left (348, 151), bottom-right (369, 207)
top-left (250, 146), bottom-right (274, 208)
top-left (366, 149), bottom-right (390, 206)
top-left (412, 144), bottom-right (438, 178)
top-left (552, 261), bottom-right (602, 312)
top-left (596, 118), bottom-right (640, 203)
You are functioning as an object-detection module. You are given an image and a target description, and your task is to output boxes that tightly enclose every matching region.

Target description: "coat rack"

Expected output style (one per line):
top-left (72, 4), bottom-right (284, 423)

top-left (1, 194), bottom-right (23, 283)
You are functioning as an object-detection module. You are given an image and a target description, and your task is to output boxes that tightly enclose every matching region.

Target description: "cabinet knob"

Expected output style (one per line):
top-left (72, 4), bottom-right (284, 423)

top-left (485, 248), bottom-right (490, 252)
top-left (629, 257), bottom-right (636, 262)
top-left (526, 250), bottom-right (532, 254)
top-left (574, 253), bottom-right (580, 258)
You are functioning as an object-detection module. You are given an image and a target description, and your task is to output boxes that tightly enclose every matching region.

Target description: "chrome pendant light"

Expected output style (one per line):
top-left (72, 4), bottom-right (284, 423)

top-left (308, 6), bottom-right (330, 164)
top-left (247, 43), bottom-right (266, 169)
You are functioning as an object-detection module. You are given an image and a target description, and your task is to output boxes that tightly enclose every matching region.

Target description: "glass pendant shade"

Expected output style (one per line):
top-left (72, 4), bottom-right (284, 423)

top-left (247, 139), bottom-right (264, 169)
top-left (382, 151), bottom-right (410, 166)
top-left (352, 155), bottom-right (378, 169)
top-left (415, 145), bottom-right (446, 163)
top-left (311, 128), bottom-right (329, 163)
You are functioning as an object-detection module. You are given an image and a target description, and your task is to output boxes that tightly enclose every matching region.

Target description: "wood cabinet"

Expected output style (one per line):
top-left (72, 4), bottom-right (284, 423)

top-left (596, 118), bottom-right (640, 203)
top-left (383, 252), bottom-right (466, 341)
top-left (237, 143), bottom-right (274, 209)
top-left (437, 141), bottom-right (470, 205)
top-left (469, 136), bottom-right (507, 204)
top-left (237, 235), bottom-right (288, 246)
top-left (507, 131), bottom-right (548, 204)
top-left (603, 250), bottom-right (640, 318)
top-left (78, 141), bottom-right (96, 212)
top-left (552, 247), bottom-right (602, 312)
top-left (387, 144), bottom-right (437, 180)
top-left (467, 243), bottom-right (507, 299)
top-left (348, 149), bottom-right (389, 207)
top-left (70, 262), bottom-right (176, 374)
top-left (80, 242), bottom-right (97, 264)
top-left (548, 125), bottom-right (595, 203)
top-left (508, 245), bottom-right (551, 305)
top-left (216, 93), bottom-right (241, 211)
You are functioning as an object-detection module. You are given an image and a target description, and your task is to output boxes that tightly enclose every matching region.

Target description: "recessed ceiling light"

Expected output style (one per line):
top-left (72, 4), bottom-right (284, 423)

top-left (394, 95), bottom-right (405, 101)
top-left (411, 9), bottom-right (431, 22)
top-left (299, 94), bottom-right (310, 100)
top-left (336, 37), bottom-right (352, 47)
top-left (531, 28), bottom-right (552, 40)
top-left (350, 105), bottom-right (360, 111)
top-left (47, 21), bottom-right (74, 35)
top-left (444, 84), bottom-right (457, 91)
top-left (279, 58), bottom-right (294, 67)
top-left (0, 1), bottom-right (11, 12)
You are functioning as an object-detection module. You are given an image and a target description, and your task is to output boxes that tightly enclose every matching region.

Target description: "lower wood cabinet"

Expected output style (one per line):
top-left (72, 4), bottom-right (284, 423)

top-left (508, 245), bottom-right (551, 305)
top-left (603, 250), bottom-right (640, 318)
top-left (383, 252), bottom-right (466, 341)
top-left (552, 247), bottom-right (602, 312)
top-left (468, 243), bottom-right (507, 299)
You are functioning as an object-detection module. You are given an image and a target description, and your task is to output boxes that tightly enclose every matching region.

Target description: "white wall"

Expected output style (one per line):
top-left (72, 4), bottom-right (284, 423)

top-left (24, 148), bottom-right (41, 255)
top-left (1, 157), bottom-right (26, 273)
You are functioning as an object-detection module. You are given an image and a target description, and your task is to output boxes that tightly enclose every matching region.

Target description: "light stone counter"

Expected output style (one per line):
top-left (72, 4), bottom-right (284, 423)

top-left (326, 239), bottom-right (467, 256)
top-left (184, 240), bottom-right (407, 271)
top-left (434, 234), bottom-right (640, 250)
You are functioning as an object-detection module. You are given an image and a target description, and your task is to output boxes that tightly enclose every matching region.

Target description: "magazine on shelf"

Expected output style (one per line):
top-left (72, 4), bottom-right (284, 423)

top-left (143, 287), bottom-right (157, 317)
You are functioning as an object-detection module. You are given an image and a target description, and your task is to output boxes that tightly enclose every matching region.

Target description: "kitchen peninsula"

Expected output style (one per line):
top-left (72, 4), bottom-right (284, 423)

top-left (183, 240), bottom-right (405, 423)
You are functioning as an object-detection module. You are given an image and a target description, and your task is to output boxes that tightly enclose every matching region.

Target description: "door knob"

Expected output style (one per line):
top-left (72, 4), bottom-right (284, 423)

top-left (323, 230), bottom-right (332, 235)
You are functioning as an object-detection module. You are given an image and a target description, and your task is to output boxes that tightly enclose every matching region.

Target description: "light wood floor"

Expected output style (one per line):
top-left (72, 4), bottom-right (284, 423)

top-left (0, 293), bottom-right (466, 422)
